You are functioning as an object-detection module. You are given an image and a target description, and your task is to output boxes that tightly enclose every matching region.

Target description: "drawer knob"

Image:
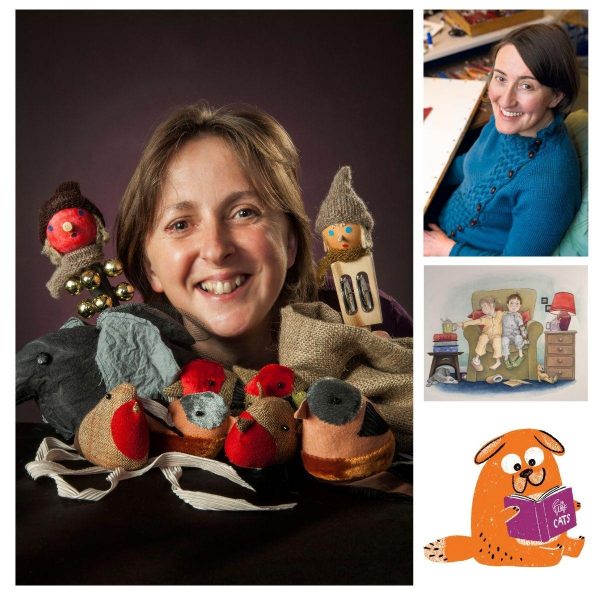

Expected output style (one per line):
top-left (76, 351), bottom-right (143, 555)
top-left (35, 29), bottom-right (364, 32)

top-left (558, 347), bottom-right (563, 352)
top-left (557, 359), bottom-right (563, 364)
top-left (558, 337), bottom-right (564, 342)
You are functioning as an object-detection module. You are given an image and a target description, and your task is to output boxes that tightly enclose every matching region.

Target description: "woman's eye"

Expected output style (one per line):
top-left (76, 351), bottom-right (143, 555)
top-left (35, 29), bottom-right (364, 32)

top-left (166, 219), bottom-right (189, 233)
top-left (494, 75), bottom-right (505, 83)
top-left (345, 226), bottom-right (353, 234)
top-left (234, 208), bottom-right (258, 219)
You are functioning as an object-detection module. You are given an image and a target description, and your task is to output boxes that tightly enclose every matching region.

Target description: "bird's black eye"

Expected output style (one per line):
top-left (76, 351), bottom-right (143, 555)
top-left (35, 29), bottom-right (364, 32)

top-left (195, 410), bottom-right (205, 417)
top-left (513, 463), bottom-right (521, 472)
top-left (281, 425), bottom-right (290, 431)
top-left (277, 382), bottom-right (285, 389)
top-left (528, 459), bottom-right (536, 466)
top-left (328, 396), bottom-right (343, 405)
top-left (208, 380), bottom-right (215, 387)
top-left (36, 352), bottom-right (51, 365)
top-left (105, 393), bottom-right (112, 399)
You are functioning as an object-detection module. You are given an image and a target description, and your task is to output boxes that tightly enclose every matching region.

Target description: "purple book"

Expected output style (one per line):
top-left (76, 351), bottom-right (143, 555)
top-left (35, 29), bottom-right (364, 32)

top-left (504, 486), bottom-right (576, 542)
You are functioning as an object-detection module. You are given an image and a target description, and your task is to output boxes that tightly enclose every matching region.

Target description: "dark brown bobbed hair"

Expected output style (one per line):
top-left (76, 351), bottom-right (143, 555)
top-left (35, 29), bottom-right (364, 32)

top-left (507, 293), bottom-right (523, 305)
top-left (491, 24), bottom-right (580, 115)
top-left (116, 101), bottom-right (317, 306)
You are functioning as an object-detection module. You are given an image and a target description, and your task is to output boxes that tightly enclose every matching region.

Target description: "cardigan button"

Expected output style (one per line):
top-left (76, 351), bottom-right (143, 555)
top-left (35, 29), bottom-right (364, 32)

top-left (476, 203), bottom-right (482, 212)
top-left (490, 186), bottom-right (496, 194)
top-left (528, 151), bottom-right (535, 159)
top-left (449, 230), bottom-right (456, 238)
top-left (535, 139), bottom-right (542, 146)
top-left (470, 219), bottom-right (478, 227)
top-left (457, 225), bottom-right (463, 232)
top-left (508, 170), bottom-right (514, 178)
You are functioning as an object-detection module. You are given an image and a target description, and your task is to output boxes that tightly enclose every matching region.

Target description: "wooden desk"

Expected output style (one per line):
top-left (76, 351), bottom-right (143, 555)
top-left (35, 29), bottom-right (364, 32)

top-left (423, 12), bottom-right (555, 63)
top-left (424, 77), bottom-right (486, 211)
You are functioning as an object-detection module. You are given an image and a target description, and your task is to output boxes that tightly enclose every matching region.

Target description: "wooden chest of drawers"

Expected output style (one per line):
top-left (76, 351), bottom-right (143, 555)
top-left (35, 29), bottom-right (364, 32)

top-left (544, 331), bottom-right (576, 381)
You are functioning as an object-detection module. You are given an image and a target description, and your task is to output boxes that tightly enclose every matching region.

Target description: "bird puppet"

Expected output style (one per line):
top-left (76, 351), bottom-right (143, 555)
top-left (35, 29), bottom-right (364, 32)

top-left (294, 377), bottom-right (395, 481)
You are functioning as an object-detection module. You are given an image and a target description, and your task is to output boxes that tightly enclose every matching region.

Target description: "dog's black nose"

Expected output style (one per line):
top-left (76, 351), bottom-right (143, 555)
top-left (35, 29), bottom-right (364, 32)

top-left (520, 468), bottom-right (533, 478)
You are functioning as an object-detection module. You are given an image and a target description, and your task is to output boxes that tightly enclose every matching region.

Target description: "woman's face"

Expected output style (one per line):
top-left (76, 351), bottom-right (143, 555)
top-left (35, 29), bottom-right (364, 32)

top-left (488, 44), bottom-right (564, 138)
top-left (145, 135), bottom-right (297, 340)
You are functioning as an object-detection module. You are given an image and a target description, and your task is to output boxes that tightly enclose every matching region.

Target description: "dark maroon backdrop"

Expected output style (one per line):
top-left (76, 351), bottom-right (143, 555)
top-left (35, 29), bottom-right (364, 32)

top-left (16, 10), bottom-right (413, 422)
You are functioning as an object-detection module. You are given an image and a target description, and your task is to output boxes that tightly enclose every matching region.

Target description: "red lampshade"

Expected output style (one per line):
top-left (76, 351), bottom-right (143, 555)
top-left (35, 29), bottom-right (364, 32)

top-left (550, 292), bottom-right (576, 315)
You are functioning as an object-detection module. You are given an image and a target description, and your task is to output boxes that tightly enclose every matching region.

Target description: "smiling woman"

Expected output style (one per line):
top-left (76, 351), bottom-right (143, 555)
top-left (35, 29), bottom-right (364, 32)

top-left (117, 102), bottom-right (315, 369)
top-left (424, 24), bottom-right (583, 256)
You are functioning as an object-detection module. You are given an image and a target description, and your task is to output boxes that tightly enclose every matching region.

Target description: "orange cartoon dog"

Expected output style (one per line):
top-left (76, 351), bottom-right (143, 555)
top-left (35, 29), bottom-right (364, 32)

top-left (425, 429), bottom-right (585, 566)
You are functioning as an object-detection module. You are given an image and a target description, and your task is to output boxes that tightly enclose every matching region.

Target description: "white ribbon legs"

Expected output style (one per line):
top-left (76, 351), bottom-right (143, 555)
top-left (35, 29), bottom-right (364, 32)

top-left (26, 437), bottom-right (296, 511)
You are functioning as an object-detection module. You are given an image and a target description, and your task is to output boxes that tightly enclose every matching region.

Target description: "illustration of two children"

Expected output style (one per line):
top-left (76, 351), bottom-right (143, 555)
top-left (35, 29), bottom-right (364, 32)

top-left (459, 294), bottom-right (528, 371)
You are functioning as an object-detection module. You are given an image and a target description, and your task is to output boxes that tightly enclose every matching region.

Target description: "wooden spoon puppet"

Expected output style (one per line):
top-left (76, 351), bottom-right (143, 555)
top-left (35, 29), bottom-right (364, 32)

top-left (315, 166), bottom-right (382, 328)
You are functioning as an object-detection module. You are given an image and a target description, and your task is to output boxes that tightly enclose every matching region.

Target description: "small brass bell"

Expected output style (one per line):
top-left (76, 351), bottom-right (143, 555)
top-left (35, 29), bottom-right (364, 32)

top-left (77, 299), bottom-right (97, 319)
top-left (114, 281), bottom-right (135, 301)
top-left (81, 269), bottom-right (101, 290)
top-left (65, 277), bottom-right (83, 295)
top-left (92, 293), bottom-right (113, 312)
top-left (103, 258), bottom-right (124, 278)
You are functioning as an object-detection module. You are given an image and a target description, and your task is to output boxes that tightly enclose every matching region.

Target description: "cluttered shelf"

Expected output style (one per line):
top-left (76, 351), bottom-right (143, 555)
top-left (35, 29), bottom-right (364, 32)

top-left (423, 10), bottom-right (555, 64)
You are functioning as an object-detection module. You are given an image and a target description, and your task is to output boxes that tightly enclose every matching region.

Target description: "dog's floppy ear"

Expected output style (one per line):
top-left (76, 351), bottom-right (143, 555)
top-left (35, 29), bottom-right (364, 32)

top-left (534, 430), bottom-right (565, 455)
top-left (474, 435), bottom-right (505, 464)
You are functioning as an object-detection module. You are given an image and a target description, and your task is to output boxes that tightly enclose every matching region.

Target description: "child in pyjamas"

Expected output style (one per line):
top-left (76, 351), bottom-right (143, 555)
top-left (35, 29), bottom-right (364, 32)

top-left (459, 297), bottom-right (504, 371)
top-left (502, 293), bottom-right (528, 368)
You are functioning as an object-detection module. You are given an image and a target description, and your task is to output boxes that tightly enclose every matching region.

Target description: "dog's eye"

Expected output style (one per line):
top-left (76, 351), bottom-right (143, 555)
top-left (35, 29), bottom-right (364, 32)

top-left (501, 453), bottom-right (522, 474)
top-left (524, 446), bottom-right (544, 468)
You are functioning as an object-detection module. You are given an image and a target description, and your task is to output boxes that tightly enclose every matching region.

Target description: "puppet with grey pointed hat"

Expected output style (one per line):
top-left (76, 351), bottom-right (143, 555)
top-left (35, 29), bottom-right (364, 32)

top-left (315, 166), bottom-right (382, 328)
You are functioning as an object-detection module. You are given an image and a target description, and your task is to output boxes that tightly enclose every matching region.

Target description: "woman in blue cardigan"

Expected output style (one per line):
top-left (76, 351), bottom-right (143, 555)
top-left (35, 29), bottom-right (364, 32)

top-left (424, 24), bottom-right (582, 256)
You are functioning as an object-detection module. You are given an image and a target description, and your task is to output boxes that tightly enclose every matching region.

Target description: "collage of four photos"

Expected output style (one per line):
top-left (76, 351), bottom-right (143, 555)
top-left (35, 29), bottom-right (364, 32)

top-left (12, 6), bottom-right (595, 592)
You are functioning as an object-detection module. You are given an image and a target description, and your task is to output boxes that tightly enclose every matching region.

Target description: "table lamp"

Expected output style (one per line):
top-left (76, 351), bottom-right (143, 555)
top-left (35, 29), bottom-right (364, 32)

top-left (550, 292), bottom-right (576, 331)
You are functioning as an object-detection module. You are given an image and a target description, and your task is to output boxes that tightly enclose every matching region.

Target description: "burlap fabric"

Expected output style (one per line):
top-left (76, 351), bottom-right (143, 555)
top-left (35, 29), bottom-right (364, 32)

top-left (44, 245), bottom-right (106, 298)
top-left (278, 302), bottom-right (412, 453)
top-left (75, 384), bottom-right (148, 470)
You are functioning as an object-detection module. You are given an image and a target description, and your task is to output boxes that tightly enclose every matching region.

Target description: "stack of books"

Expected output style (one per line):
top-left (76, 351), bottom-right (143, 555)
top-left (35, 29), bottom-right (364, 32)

top-left (431, 332), bottom-right (459, 353)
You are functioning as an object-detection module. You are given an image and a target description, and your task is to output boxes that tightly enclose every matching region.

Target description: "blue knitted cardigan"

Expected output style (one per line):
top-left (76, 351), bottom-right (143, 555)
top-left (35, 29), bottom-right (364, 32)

top-left (438, 114), bottom-right (581, 256)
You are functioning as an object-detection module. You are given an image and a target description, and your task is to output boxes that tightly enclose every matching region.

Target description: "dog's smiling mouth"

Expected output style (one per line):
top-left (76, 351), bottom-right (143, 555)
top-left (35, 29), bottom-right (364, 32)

top-left (512, 467), bottom-right (546, 494)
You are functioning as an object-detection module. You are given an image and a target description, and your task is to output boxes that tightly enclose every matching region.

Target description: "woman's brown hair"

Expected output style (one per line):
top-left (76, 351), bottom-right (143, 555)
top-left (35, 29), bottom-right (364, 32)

top-left (116, 101), bottom-right (317, 306)
top-left (492, 24), bottom-right (580, 115)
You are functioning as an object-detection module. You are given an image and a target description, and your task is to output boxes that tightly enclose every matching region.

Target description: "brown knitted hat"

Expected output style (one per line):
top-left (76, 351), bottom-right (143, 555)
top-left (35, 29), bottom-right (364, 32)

top-left (39, 181), bottom-right (105, 245)
top-left (314, 166), bottom-right (374, 248)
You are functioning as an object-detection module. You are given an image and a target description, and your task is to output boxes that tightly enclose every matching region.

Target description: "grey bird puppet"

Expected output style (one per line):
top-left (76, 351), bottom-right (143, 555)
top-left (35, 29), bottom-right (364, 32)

top-left (16, 303), bottom-right (197, 439)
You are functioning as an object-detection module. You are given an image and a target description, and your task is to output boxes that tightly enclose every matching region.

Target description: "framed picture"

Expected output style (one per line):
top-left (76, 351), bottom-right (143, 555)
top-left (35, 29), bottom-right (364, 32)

top-left (541, 297), bottom-right (549, 304)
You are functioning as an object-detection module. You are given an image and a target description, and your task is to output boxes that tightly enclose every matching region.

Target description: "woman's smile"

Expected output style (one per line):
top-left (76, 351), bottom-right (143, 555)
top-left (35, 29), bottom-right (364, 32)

top-left (197, 274), bottom-right (247, 296)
